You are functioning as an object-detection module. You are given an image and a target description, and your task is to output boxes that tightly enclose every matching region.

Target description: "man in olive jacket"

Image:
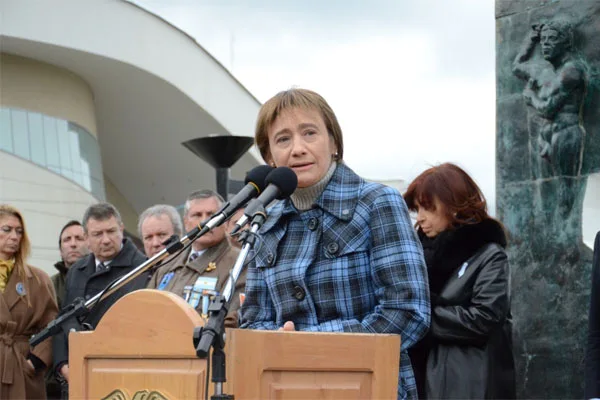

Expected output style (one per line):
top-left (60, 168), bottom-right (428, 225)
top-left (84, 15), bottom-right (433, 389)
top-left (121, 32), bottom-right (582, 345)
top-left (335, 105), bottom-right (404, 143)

top-left (51, 221), bottom-right (89, 311)
top-left (147, 190), bottom-right (243, 328)
top-left (52, 203), bottom-right (148, 387)
top-left (47, 220), bottom-right (89, 399)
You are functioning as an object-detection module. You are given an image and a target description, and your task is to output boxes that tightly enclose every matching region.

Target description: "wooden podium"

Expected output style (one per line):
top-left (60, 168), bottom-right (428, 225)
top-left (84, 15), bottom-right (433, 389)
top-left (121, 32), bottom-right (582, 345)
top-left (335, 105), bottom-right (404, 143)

top-left (69, 289), bottom-right (401, 399)
top-left (227, 329), bottom-right (400, 399)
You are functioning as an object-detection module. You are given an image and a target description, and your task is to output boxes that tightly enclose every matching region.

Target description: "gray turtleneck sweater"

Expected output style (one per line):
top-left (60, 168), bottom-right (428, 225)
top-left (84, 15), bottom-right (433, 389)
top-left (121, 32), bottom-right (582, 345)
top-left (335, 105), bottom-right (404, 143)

top-left (290, 161), bottom-right (338, 211)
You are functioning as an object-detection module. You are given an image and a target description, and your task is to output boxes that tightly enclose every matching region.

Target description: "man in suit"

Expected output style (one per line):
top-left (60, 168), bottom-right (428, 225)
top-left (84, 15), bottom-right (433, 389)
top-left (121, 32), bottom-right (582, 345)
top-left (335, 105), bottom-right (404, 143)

top-left (586, 231), bottom-right (600, 399)
top-left (52, 203), bottom-right (148, 385)
top-left (148, 190), bottom-right (243, 328)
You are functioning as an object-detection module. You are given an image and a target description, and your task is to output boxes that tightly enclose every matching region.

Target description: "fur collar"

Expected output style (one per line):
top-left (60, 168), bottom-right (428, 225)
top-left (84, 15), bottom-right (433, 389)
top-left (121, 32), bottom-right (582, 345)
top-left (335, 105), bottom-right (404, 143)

top-left (419, 218), bottom-right (507, 295)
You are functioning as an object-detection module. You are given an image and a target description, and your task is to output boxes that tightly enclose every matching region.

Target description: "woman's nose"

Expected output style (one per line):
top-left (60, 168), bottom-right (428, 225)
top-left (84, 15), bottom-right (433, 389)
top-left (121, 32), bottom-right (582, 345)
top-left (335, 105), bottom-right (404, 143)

top-left (290, 138), bottom-right (306, 155)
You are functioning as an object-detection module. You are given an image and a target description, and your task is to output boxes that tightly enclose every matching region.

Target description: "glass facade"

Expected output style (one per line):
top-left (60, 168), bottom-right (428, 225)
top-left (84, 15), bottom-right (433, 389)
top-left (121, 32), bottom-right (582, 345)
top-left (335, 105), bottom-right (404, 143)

top-left (0, 107), bottom-right (105, 200)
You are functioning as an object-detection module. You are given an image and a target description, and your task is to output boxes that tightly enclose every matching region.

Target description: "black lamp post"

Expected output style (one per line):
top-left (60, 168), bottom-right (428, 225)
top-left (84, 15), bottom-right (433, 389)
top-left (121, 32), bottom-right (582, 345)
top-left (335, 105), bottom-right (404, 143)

top-left (182, 135), bottom-right (254, 200)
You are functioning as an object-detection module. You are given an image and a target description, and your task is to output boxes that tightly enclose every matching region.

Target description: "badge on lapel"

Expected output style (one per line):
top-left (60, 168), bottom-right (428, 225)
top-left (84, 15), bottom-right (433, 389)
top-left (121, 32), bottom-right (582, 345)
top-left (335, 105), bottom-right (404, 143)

top-left (158, 272), bottom-right (175, 290)
top-left (205, 262), bottom-right (217, 272)
top-left (457, 262), bottom-right (468, 278)
top-left (16, 282), bottom-right (26, 296)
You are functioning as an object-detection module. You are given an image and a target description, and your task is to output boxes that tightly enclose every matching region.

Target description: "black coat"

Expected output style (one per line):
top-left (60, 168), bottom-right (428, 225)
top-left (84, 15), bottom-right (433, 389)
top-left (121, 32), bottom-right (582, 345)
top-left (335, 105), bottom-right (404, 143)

top-left (409, 219), bottom-right (516, 399)
top-left (585, 231), bottom-right (600, 399)
top-left (52, 238), bottom-right (148, 369)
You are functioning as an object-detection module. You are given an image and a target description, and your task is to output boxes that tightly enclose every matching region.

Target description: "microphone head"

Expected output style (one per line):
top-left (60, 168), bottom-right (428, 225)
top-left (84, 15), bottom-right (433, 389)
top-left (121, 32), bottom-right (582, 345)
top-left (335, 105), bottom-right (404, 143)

top-left (265, 167), bottom-right (298, 199)
top-left (244, 165), bottom-right (275, 192)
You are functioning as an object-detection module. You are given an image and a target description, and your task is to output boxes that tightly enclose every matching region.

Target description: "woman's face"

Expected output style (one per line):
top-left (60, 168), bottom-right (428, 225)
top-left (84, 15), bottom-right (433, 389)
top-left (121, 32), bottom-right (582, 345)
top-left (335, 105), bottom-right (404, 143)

top-left (415, 198), bottom-right (451, 238)
top-left (0, 215), bottom-right (23, 260)
top-left (267, 107), bottom-right (336, 188)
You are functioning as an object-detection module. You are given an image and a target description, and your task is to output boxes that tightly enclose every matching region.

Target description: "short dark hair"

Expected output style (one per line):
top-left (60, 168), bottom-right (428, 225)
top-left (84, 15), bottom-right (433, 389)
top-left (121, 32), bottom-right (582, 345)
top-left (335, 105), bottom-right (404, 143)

top-left (58, 220), bottom-right (82, 247)
top-left (82, 203), bottom-right (123, 233)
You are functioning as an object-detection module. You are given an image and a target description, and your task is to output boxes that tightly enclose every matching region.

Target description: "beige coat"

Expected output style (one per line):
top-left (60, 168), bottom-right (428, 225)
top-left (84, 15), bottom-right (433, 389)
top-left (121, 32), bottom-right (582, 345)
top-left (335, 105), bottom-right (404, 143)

top-left (0, 264), bottom-right (58, 399)
top-left (148, 239), bottom-right (244, 328)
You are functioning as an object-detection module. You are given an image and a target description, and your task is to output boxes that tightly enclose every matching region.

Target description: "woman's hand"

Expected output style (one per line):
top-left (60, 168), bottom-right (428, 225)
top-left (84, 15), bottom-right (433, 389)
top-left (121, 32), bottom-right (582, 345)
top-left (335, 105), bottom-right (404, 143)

top-left (278, 321), bottom-right (296, 331)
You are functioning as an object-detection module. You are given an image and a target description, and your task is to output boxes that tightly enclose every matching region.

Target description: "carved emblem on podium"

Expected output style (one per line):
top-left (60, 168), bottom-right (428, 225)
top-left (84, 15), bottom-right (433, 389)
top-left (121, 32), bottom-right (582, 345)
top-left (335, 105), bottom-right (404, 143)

top-left (102, 389), bottom-right (169, 400)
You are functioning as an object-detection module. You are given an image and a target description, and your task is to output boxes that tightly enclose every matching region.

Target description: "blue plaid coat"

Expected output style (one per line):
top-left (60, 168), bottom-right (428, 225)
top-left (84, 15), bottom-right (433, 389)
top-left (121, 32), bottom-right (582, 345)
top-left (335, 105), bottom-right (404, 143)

top-left (240, 163), bottom-right (430, 399)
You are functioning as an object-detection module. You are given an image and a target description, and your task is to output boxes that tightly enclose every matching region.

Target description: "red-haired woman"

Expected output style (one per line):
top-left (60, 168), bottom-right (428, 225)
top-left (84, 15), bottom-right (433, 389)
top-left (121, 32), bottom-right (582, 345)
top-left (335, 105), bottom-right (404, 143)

top-left (0, 205), bottom-right (58, 399)
top-left (404, 163), bottom-right (515, 399)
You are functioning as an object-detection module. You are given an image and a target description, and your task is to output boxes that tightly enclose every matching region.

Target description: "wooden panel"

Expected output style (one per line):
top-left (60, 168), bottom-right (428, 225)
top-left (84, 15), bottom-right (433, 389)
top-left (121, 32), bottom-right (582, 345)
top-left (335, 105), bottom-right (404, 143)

top-left (264, 371), bottom-right (370, 400)
top-left (69, 290), bottom-right (207, 399)
top-left (228, 329), bottom-right (400, 400)
top-left (86, 358), bottom-right (206, 399)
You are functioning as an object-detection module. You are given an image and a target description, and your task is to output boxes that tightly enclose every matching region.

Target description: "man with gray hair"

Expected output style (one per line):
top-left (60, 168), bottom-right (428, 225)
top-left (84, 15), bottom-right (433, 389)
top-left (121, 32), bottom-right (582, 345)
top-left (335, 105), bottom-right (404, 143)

top-left (148, 190), bottom-right (244, 328)
top-left (53, 202), bottom-right (148, 385)
top-left (138, 204), bottom-right (183, 258)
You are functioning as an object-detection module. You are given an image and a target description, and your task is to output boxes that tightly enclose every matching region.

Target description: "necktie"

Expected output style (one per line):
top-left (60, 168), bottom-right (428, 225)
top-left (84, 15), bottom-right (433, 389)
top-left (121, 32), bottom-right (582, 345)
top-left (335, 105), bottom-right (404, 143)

top-left (189, 252), bottom-right (199, 263)
top-left (97, 262), bottom-right (108, 272)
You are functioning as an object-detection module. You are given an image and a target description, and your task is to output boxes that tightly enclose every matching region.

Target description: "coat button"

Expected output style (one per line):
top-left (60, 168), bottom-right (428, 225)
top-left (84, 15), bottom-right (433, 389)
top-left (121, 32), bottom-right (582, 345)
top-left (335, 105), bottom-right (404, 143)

top-left (307, 217), bottom-right (318, 231)
top-left (85, 294), bottom-right (91, 300)
top-left (266, 253), bottom-right (274, 265)
top-left (293, 285), bottom-right (306, 301)
top-left (327, 241), bottom-right (339, 255)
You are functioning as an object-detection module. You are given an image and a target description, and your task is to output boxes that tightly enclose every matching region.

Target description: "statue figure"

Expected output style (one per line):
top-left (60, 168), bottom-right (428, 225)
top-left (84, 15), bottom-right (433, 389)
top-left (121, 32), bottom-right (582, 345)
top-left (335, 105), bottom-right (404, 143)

top-left (512, 19), bottom-right (587, 178)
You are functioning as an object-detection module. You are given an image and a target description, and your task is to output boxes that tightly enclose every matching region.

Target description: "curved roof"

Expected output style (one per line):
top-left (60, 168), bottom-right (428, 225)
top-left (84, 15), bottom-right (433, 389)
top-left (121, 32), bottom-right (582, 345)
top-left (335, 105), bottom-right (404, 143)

top-left (0, 0), bottom-right (262, 211)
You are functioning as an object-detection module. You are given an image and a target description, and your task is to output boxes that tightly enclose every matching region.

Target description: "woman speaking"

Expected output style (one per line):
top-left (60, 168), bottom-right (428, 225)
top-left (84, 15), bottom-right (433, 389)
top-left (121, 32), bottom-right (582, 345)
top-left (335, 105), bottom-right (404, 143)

top-left (240, 88), bottom-right (430, 400)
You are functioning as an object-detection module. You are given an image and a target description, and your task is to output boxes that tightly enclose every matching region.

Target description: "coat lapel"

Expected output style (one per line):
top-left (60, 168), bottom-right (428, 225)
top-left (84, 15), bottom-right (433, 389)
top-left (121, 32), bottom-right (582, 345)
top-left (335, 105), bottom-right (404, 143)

top-left (188, 241), bottom-right (229, 275)
top-left (4, 265), bottom-right (31, 311)
top-left (0, 290), bottom-right (11, 324)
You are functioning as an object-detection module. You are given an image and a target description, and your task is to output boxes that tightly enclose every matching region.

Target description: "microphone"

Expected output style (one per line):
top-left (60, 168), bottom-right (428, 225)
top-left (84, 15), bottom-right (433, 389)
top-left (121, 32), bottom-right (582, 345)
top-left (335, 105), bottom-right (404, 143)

top-left (230, 166), bottom-right (298, 234)
top-left (196, 165), bottom-right (273, 234)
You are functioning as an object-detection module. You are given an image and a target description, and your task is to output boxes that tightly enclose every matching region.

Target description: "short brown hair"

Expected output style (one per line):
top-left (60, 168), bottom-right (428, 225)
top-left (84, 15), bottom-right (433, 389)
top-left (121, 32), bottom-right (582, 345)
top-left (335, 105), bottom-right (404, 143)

top-left (404, 163), bottom-right (490, 227)
top-left (255, 88), bottom-right (344, 164)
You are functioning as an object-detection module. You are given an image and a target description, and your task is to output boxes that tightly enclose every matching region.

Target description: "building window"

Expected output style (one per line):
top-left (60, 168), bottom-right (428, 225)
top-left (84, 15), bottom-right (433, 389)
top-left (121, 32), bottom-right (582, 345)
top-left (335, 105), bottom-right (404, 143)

top-left (0, 107), bottom-right (105, 200)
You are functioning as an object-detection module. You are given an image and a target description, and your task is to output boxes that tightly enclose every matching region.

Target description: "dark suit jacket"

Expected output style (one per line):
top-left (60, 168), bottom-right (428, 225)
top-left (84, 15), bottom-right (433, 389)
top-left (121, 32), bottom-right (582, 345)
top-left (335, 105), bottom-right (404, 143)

top-left (52, 238), bottom-right (148, 369)
top-left (586, 231), bottom-right (600, 399)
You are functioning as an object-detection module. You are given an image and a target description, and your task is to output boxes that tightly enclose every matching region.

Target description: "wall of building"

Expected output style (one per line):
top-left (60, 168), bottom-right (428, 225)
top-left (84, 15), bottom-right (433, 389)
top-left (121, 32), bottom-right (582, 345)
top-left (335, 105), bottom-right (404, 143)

top-left (104, 176), bottom-right (141, 235)
top-left (0, 152), bottom-right (98, 277)
top-left (0, 54), bottom-right (106, 277)
top-left (1, 53), bottom-right (98, 136)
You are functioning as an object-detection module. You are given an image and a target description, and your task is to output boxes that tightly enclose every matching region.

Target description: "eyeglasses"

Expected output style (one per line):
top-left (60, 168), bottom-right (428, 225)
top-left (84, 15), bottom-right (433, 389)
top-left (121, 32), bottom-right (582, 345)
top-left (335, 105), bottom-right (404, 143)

top-left (1, 225), bottom-right (24, 235)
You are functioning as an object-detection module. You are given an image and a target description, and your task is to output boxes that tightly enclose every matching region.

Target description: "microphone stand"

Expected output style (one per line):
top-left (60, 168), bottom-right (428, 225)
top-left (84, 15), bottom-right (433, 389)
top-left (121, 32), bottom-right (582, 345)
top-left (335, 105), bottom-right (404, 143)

top-left (29, 222), bottom-right (210, 347)
top-left (193, 206), bottom-right (267, 400)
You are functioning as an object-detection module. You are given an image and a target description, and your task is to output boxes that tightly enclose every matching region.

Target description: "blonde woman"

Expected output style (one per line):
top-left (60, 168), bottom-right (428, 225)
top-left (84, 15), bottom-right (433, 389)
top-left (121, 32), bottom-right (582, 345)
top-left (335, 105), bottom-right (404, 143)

top-left (0, 205), bottom-right (58, 399)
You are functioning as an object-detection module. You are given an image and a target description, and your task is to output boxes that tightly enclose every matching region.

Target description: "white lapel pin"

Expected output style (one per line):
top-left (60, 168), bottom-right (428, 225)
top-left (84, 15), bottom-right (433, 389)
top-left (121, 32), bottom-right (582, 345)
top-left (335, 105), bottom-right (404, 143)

top-left (458, 262), bottom-right (468, 278)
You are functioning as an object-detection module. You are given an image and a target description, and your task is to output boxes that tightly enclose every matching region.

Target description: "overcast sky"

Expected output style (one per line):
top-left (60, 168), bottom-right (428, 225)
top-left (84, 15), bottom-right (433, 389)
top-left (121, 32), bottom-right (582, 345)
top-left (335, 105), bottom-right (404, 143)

top-left (133, 0), bottom-right (497, 211)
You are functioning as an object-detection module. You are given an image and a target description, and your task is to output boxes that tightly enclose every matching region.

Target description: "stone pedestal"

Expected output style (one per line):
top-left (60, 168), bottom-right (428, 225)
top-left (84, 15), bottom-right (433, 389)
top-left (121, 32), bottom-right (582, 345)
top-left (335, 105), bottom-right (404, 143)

top-left (496, 1), bottom-right (600, 398)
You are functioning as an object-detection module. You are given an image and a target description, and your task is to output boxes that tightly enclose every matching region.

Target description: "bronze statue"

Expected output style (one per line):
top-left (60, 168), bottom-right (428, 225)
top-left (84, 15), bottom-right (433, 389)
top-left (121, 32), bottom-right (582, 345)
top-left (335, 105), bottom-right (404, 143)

top-left (513, 19), bottom-right (587, 178)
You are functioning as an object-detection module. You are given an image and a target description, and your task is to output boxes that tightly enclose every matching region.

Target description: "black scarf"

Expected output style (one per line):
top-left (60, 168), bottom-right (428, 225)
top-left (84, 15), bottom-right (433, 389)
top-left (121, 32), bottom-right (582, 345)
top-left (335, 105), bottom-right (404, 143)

top-left (419, 218), bottom-right (507, 297)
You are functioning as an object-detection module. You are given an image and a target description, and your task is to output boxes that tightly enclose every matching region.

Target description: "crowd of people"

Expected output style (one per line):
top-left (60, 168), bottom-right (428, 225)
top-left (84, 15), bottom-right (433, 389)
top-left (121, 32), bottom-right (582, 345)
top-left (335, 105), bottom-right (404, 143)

top-left (1, 88), bottom-right (598, 399)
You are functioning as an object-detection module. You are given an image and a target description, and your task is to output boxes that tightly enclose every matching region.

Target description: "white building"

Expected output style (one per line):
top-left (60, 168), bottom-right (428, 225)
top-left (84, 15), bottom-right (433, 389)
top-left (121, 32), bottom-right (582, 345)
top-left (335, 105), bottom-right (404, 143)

top-left (0, 0), bottom-right (262, 275)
